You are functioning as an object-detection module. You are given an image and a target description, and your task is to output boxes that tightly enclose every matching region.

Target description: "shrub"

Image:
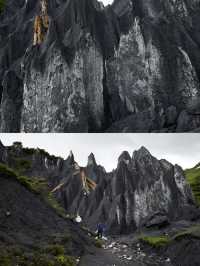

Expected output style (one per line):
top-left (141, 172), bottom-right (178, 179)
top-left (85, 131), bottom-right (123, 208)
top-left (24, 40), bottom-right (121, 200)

top-left (55, 255), bottom-right (76, 266)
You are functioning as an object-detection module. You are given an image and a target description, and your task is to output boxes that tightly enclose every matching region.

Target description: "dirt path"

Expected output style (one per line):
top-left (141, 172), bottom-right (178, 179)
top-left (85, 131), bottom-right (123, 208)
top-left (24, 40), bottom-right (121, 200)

top-left (79, 237), bottom-right (173, 266)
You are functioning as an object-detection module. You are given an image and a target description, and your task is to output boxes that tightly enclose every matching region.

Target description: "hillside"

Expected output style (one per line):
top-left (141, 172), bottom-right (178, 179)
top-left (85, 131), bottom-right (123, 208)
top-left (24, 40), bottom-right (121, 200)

top-left (185, 164), bottom-right (200, 206)
top-left (0, 162), bottom-right (94, 266)
top-left (0, 0), bottom-right (200, 132)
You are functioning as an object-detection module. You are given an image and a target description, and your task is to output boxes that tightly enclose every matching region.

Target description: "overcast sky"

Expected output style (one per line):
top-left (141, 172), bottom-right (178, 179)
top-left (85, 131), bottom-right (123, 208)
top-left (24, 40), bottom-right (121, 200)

top-left (0, 134), bottom-right (199, 171)
top-left (101, 0), bottom-right (113, 5)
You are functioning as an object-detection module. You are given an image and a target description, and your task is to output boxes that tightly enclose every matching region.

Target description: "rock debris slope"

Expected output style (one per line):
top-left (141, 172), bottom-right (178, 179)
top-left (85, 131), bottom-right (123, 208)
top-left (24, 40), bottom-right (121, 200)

top-left (0, 0), bottom-right (200, 132)
top-left (0, 141), bottom-right (197, 235)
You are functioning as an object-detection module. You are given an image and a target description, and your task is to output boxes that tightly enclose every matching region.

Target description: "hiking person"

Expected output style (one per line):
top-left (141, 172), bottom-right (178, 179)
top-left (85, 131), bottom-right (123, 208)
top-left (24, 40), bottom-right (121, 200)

top-left (97, 223), bottom-right (105, 239)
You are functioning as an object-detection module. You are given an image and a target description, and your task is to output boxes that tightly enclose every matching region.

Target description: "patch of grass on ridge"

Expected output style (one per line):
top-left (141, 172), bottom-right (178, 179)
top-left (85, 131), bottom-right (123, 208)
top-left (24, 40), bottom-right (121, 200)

top-left (0, 163), bottom-right (67, 218)
top-left (139, 224), bottom-right (200, 249)
top-left (185, 167), bottom-right (200, 206)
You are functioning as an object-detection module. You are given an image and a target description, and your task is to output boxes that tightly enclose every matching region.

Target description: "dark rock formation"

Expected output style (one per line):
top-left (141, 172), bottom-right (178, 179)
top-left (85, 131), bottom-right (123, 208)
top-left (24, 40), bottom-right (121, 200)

top-left (1, 141), bottom-right (196, 234)
top-left (0, 0), bottom-right (200, 132)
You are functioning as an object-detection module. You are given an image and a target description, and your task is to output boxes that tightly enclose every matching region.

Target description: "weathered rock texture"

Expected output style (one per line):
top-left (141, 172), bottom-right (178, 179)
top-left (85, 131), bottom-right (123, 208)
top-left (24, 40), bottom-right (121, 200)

top-left (0, 0), bottom-right (200, 132)
top-left (0, 141), bottom-right (197, 234)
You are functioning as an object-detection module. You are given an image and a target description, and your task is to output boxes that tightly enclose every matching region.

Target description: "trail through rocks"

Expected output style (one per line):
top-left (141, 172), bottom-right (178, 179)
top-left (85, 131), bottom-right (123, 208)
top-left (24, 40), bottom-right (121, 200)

top-left (79, 237), bottom-right (174, 266)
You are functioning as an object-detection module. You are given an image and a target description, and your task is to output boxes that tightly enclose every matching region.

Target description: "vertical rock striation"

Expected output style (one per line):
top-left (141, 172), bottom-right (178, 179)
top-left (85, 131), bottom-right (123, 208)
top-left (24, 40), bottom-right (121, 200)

top-left (1, 0), bottom-right (200, 132)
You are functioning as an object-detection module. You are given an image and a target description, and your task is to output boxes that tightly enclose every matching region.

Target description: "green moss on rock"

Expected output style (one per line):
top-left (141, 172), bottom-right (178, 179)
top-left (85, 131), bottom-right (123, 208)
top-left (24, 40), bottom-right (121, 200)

top-left (0, 163), bottom-right (18, 179)
top-left (140, 235), bottom-right (171, 248)
top-left (0, 0), bottom-right (5, 13)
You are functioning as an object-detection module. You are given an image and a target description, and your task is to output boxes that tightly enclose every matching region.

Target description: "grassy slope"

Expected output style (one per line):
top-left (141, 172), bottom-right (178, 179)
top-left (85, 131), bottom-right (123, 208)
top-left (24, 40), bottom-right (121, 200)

top-left (185, 166), bottom-right (200, 206)
top-left (0, 163), bottom-right (68, 219)
top-left (0, 163), bottom-right (79, 266)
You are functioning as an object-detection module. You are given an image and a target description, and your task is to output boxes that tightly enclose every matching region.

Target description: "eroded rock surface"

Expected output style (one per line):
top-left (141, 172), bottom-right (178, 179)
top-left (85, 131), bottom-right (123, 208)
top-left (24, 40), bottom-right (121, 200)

top-left (1, 141), bottom-right (196, 234)
top-left (0, 0), bottom-right (200, 132)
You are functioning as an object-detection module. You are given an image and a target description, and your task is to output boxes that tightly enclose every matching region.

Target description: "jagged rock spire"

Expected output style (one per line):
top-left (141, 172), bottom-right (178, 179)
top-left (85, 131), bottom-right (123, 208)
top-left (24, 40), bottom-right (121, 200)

top-left (65, 150), bottom-right (75, 165)
top-left (132, 146), bottom-right (152, 160)
top-left (87, 153), bottom-right (97, 167)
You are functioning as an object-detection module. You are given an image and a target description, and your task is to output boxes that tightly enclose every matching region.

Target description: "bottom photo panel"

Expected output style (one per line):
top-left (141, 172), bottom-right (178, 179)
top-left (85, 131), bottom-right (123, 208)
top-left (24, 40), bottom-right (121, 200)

top-left (0, 133), bottom-right (199, 266)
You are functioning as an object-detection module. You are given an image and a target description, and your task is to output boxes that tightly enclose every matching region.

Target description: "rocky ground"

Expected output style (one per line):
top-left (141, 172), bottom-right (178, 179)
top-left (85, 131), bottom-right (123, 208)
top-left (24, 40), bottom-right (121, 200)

top-left (79, 235), bottom-right (173, 266)
top-left (80, 220), bottom-right (200, 266)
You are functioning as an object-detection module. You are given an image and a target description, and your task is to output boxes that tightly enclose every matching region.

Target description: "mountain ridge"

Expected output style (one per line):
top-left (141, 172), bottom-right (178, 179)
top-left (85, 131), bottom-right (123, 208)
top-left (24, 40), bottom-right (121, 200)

top-left (0, 140), bottom-right (198, 235)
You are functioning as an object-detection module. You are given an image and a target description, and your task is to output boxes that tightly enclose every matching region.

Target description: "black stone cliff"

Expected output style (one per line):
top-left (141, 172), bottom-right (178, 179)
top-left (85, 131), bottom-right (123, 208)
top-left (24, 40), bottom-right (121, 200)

top-left (1, 0), bottom-right (200, 132)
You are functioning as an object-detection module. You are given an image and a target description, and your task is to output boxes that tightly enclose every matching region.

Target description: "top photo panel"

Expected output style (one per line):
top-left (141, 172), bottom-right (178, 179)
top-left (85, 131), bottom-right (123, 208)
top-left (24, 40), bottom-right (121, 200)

top-left (0, 0), bottom-right (200, 133)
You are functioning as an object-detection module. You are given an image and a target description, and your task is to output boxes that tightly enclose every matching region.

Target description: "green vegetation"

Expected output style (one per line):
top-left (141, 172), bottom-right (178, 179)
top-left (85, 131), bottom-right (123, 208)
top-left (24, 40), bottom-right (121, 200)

top-left (139, 224), bottom-right (200, 249)
top-left (0, 163), bottom-right (67, 218)
top-left (13, 158), bottom-right (32, 173)
top-left (0, 247), bottom-right (77, 266)
top-left (22, 146), bottom-right (62, 161)
top-left (139, 235), bottom-right (171, 248)
top-left (55, 255), bottom-right (76, 266)
top-left (23, 147), bottom-right (36, 155)
top-left (45, 193), bottom-right (68, 218)
top-left (185, 166), bottom-right (200, 206)
top-left (0, 0), bottom-right (5, 13)
top-left (94, 239), bottom-right (103, 248)
top-left (0, 163), bottom-right (18, 179)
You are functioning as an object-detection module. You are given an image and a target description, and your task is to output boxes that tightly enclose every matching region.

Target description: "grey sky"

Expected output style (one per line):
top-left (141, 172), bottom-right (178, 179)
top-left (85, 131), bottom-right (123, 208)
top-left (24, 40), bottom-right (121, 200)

top-left (0, 134), bottom-right (199, 171)
top-left (101, 0), bottom-right (113, 5)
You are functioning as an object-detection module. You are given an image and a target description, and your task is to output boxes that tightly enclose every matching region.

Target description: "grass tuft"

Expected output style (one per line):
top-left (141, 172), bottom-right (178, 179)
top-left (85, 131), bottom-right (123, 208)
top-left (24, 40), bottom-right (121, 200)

top-left (139, 235), bottom-right (171, 248)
